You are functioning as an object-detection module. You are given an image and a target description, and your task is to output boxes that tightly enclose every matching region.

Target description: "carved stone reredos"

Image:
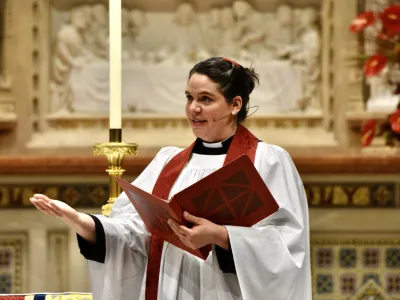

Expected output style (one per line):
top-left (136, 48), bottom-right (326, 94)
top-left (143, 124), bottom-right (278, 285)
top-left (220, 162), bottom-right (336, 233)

top-left (49, 0), bottom-right (322, 115)
top-left (51, 0), bottom-right (320, 12)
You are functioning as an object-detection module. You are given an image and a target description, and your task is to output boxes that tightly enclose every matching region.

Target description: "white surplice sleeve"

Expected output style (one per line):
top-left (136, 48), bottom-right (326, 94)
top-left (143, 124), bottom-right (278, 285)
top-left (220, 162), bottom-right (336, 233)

top-left (84, 146), bottom-right (181, 300)
top-left (217, 143), bottom-right (312, 300)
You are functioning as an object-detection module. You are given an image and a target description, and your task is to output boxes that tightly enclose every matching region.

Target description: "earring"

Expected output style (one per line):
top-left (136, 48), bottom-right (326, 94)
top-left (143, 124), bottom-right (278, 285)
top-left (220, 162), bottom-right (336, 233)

top-left (232, 112), bottom-right (236, 116)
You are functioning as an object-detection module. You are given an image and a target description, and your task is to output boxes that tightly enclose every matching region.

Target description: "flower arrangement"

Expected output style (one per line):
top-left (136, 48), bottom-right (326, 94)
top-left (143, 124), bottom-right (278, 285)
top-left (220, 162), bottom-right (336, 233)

top-left (349, 4), bottom-right (400, 147)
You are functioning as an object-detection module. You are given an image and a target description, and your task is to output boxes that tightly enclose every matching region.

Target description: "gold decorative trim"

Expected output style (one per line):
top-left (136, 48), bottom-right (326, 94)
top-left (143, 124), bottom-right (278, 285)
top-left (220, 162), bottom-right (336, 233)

top-left (311, 234), bottom-right (400, 246)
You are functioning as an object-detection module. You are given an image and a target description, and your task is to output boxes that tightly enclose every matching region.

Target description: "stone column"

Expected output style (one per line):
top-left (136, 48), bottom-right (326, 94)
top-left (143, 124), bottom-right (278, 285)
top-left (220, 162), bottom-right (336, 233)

top-left (28, 228), bottom-right (48, 292)
top-left (0, 0), bottom-right (16, 153)
top-left (332, 0), bottom-right (364, 147)
top-left (10, 0), bottom-right (34, 151)
top-left (68, 228), bottom-right (91, 292)
top-left (33, 0), bottom-right (51, 132)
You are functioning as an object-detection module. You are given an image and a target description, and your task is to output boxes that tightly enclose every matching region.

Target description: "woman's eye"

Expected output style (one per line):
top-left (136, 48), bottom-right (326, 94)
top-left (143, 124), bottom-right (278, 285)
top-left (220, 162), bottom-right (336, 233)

top-left (186, 95), bottom-right (193, 101)
top-left (202, 96), bottom-right (211, 102)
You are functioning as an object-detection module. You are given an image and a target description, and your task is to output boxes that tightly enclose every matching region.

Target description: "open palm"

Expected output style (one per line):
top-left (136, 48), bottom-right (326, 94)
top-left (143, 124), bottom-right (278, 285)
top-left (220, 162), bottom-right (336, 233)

top-left (30, 194), bottom-right (78, 221)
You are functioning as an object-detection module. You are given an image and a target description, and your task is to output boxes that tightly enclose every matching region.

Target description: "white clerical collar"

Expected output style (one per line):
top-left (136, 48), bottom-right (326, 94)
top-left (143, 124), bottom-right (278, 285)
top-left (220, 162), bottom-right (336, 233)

top-left (193, 134), bottom-right (234, 155)
top-left (202, 141), bottom-right (223, 148)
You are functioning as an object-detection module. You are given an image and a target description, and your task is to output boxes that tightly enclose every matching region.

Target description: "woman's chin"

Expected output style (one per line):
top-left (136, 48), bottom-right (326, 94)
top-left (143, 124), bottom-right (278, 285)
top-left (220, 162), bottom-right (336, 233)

top-left (191, 128), bottom-right (207, 139)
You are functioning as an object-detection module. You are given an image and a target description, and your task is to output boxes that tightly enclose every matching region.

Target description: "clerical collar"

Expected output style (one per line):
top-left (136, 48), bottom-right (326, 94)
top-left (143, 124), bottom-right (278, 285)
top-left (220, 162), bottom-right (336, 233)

top-left (192, 135), bottom-right (233, 155)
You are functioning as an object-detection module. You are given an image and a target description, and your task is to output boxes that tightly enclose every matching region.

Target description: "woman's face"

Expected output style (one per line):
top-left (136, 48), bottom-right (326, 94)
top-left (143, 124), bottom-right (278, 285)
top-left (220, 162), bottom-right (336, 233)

top-left (185, 73), bottom-right (241, 142)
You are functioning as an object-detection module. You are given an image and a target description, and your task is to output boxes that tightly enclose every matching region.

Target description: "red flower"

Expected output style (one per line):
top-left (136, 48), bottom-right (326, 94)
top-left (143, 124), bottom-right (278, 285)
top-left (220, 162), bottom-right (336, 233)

top-left (361, 119), bottom-right (377, 146)
top-left (389, 109), bottom-right (400, 133)
top-left (350, 11), bottom-right (375, 32)
top-left (380, 5), bottom-right (400, 36)
top-left (363, 54), bottom-right (388, 77)
top-left (377, 28), bottom-right (391, 40)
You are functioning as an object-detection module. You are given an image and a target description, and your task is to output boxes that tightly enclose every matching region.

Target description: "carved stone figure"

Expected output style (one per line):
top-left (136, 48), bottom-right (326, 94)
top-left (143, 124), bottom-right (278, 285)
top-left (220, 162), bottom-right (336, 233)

top-left (50, 5), bottom-right (90, 112)
top-left (168, 3), bottom-right (206, 64)
top-left (291, 7), bottom-right (321, 110)
top-left (126, 9), bottom-right (146, 61)
top-left (203, 8), bottom-right (221, 56)
top-left (216, 7), bottom-right (238, 59)
top-left (265, 4), bottom-right (295, 59)
top-left (85, 4), bottom-right (108, 60)
top-left (232, 1), bottom-right (264, 61)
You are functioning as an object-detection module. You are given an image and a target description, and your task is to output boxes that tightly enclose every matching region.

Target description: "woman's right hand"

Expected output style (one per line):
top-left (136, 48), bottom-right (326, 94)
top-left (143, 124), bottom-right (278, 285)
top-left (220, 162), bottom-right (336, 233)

top-left (30, 194), bottom-right (97, 242)
top-left (30, 194), bottom-right (79, 223)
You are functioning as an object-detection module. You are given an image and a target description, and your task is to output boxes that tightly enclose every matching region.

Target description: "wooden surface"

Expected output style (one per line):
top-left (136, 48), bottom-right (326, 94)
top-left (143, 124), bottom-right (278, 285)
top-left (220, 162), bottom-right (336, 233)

top-left (0, 147), bottom-right (399, 175)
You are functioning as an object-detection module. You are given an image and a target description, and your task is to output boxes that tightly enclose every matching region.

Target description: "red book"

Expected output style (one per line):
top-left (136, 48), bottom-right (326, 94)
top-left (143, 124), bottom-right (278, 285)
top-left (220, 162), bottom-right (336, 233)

top-left (115, 154), bottom-right (279, 259)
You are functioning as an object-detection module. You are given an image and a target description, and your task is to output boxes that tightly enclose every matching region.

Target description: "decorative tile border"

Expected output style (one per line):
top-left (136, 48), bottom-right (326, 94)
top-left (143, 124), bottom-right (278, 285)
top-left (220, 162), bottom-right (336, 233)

top-left (0, 181), bottom-right (398, 208)
top-left (305, 182), bottom-right (398, 208)
top-left (0, 184), bottom-right (109, 208)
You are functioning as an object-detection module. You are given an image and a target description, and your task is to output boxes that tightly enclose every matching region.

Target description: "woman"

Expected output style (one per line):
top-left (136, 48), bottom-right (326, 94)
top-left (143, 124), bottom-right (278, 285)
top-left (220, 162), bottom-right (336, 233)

top-left (30, 57), bottom-right (312, 300)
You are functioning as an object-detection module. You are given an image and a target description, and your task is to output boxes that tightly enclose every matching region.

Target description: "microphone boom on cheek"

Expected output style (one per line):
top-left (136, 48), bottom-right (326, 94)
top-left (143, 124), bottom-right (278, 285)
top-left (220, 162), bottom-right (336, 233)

top-left (213, 114), bottom-right (233, 123)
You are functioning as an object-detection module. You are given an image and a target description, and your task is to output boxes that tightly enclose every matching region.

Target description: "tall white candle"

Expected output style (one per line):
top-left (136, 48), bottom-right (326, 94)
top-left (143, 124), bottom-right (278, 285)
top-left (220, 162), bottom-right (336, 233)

top-left (109, 0), bottom-right (122, 129)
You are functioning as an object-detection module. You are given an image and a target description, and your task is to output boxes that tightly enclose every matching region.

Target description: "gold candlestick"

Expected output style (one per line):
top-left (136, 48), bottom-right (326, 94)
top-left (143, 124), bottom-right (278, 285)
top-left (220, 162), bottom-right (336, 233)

top-left (93, 129), bottom-right (138, 216)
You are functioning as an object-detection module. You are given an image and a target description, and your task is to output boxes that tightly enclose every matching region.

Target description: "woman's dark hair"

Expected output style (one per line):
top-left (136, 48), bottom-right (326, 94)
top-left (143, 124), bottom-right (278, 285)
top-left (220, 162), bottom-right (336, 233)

top-left (188, 57), bottom-right (259, 123)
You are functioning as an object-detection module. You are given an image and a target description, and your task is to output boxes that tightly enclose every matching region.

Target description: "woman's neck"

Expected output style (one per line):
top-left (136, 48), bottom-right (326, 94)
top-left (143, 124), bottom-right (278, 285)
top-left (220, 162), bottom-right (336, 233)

top-left (202, 124), bottom-right (237, 143)
top-left (202, 132), bottom-right (234, 144)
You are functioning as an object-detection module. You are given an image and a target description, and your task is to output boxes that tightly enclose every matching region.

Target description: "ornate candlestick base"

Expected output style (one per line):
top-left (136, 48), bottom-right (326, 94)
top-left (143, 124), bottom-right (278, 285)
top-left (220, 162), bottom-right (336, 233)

top-left (93, 129), bottom-right (138, 216)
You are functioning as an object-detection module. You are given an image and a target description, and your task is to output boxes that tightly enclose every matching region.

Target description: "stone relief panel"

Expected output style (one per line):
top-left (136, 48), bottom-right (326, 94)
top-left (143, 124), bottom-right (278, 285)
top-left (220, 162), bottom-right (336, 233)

top-left (49, 1), bottom-right (322, 116)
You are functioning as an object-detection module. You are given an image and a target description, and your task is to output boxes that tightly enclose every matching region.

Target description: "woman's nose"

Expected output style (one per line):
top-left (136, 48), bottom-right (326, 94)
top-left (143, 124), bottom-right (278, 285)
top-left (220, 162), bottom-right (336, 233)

top-left (189, 101), bottom-right (201, 113)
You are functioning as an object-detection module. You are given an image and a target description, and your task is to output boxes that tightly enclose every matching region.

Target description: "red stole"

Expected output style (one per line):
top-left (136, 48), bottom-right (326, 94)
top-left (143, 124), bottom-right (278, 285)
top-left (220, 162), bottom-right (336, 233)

top-left (145, 125), bottom-right (259, 300)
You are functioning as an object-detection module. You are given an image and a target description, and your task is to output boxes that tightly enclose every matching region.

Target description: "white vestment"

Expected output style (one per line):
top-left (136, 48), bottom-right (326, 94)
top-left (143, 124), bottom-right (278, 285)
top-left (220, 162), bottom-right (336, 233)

top-left (86, 142), bottom-right (312, 300)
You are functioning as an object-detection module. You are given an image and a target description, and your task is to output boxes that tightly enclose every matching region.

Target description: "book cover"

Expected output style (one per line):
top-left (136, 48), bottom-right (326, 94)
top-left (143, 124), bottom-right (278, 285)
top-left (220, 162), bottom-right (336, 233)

top-left (116, 154), bottom-right (279, 259)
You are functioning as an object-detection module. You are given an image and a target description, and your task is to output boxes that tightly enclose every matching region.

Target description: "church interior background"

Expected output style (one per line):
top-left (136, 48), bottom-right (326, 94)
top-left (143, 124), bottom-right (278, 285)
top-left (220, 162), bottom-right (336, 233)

top-left (0, 0), bottom-right (400, 299)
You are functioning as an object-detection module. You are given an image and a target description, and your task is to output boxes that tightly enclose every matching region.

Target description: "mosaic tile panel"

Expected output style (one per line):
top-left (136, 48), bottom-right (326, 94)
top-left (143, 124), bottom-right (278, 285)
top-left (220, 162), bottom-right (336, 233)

top-left (0, 184), bottom-right (109, 208)
top-left (304, 182), bottom-right (398, 207)
top-left (362, 248), bottom-right (380, 268)
top-left (349, 279), bottom-right (392, 300)
top-left (0, 235), bottom-right (26, 294)
top-left (312, 239), bottom-right (400, 300)
top-left (340, 273), bottom-right (357, 294)
top-left (387, 273), bottom-right (400, 294)
top-left (0, 181), bottom-right (398, 208)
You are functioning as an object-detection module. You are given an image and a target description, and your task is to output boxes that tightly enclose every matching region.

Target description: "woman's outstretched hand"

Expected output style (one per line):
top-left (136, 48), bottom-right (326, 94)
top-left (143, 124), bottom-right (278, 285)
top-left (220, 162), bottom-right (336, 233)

top-left (168, 211), bottom-right (229, 250)
top-left (30, 194), bottom-right (78, 222)
top-left (30, 194), bottom-right (96, 242)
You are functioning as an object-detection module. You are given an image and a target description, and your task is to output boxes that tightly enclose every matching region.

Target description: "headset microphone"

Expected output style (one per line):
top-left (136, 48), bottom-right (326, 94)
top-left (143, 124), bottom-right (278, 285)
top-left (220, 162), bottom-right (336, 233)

top-left (212, 113), bottom-right (235, 123)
